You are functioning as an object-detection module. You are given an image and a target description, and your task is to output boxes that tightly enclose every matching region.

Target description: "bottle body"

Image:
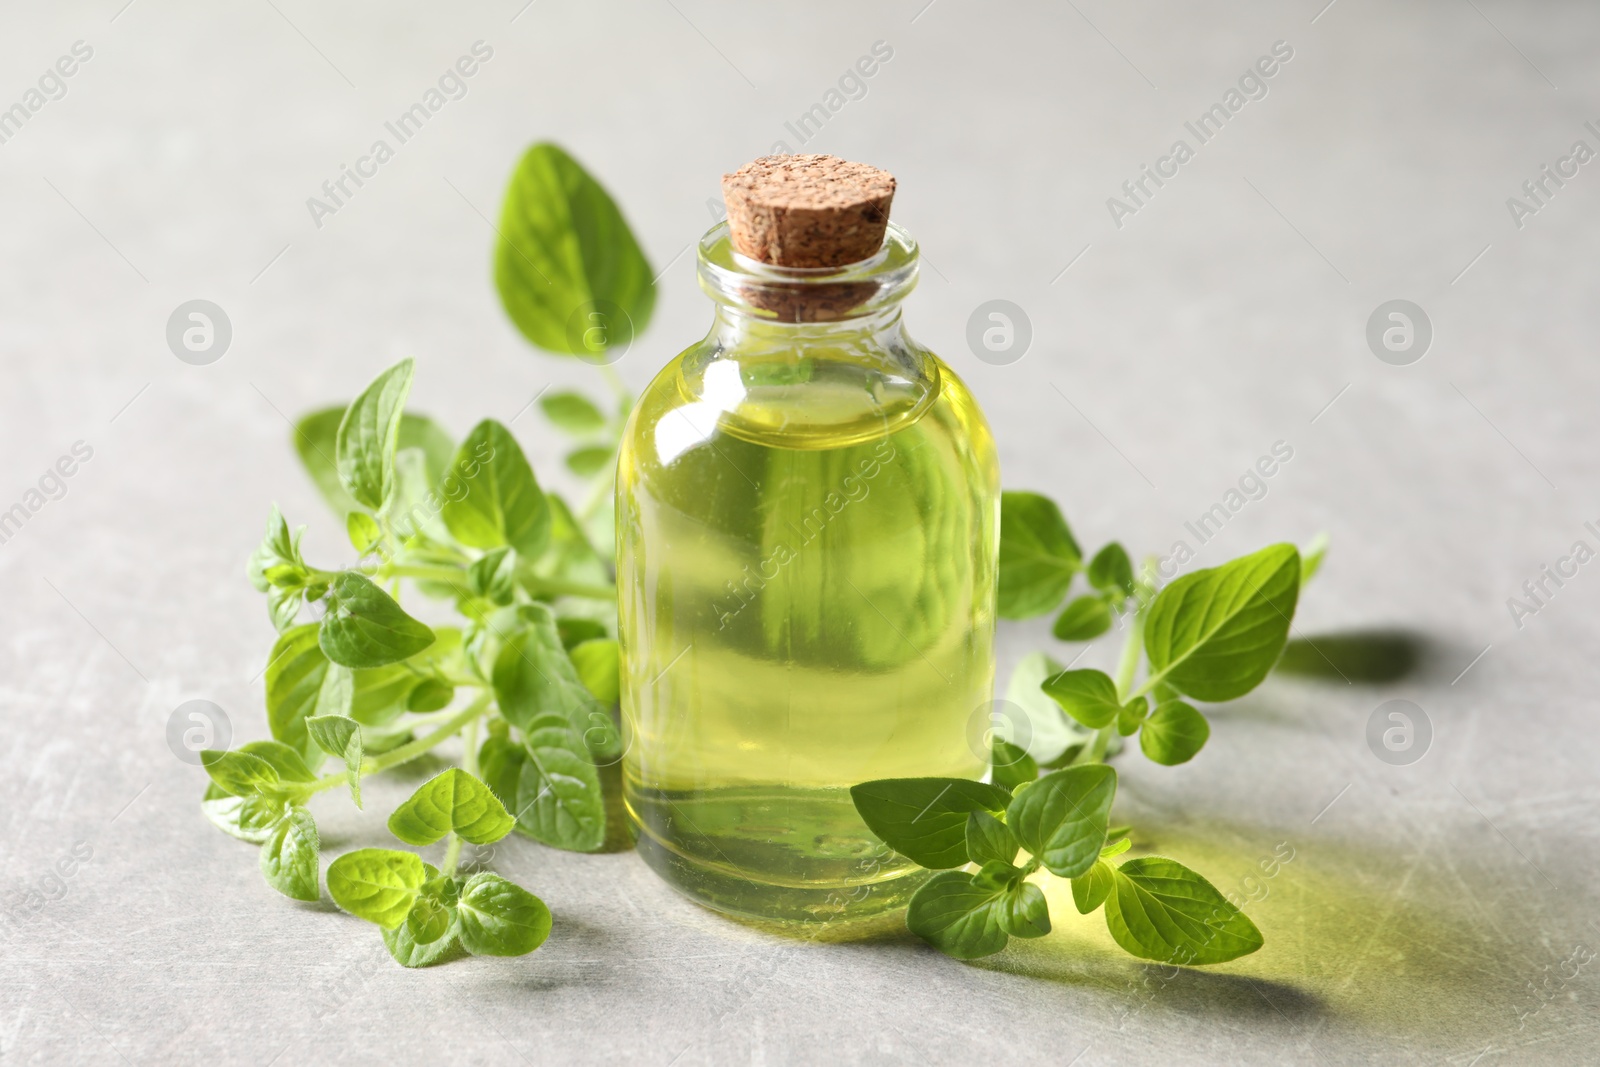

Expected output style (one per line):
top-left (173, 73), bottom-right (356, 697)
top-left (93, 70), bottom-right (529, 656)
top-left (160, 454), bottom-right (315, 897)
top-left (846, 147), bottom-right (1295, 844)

top-left (615, 224), bottom-right (999, 924)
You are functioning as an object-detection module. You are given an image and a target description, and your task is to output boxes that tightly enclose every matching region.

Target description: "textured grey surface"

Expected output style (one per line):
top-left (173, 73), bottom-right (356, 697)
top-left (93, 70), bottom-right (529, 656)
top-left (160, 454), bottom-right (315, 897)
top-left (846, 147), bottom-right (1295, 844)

top-left (1, 1), bottom-right (1596, 1064)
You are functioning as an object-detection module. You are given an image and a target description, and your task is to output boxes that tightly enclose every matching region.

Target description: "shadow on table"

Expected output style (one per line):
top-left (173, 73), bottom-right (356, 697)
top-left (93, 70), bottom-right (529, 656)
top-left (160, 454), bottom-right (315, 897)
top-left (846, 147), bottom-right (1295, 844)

top-left (1272, 627), bottom-right (1438, 684)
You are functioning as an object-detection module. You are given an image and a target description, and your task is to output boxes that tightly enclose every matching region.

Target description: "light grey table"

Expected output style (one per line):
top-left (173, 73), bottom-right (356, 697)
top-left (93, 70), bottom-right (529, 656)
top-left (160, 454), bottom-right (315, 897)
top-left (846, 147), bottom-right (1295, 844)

top-left (2, 2), bottom-right (1595, 1063)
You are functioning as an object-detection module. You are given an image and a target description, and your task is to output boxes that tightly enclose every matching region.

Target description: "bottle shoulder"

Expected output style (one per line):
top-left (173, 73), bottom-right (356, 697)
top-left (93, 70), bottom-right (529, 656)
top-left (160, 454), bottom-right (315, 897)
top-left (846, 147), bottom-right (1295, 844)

top-left (623, 330), bottom-right (991, 456)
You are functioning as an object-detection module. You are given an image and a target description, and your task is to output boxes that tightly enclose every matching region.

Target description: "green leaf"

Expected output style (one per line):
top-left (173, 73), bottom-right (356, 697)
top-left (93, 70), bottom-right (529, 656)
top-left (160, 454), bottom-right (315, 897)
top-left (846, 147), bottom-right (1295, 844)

top-left (1300, 534), bottom-right (1329, 587)
top-left (1101, 836), bottom-right (1132, 858)
top-left (201, 750), bottom-right (282, 797)
top-left (1040, 668), bottom-right (1122, 730)
top-left (1103, 856), bottom-right (1264, 964)
top-left (1071, 859), bottom-right (1115, 914)
top-left (201, 784), bottom-right (287, 843)
top-left (238, 740), bottom-right (318, 784)
top-left (326, 848), bottom-right (427, 929)
top-left (1144, 544), bottom-right (1301, 702)
top-left (991, 739), bottom-right (1038, 794)
top-left (1001, 881), bottom-right (1052, 939)
top-left (1117, 696), bottom-right (1148, 737)
top-left (965, 810), bottom-right (1019, 867)
top-left (1139, 701), bottom-right (1210, 766)
top-left (266, 583), bottom-right (303, 633)
top-left (383, 865), bottom-right (468, 967)
top-left (1088, 542), bottom-right (1135, 598)
top-left (294, 407), bottom-right (455, 520)
top-left (565, 445), bottom-right (613, 478)
top-left (540, 391), bottom-right (607, 434)
top-left (247, 505), bottom-right (303, 593)
top-left (848, 778), bottom-right (1012, 870)
top-left (997, 491), bottom-right (1082, 619)
top-left (905, 871), bottom-right (1011, 960)
top-left (406, 678), bottom-right (455, 713)
top-left (1005, 765), bottom-right (1116, 878)
top-left (514, 717), bottom-right (606, 852)
top-left (346, 512), bottom-right (382, 554)
top-left (335, 359), bottom-right (415, 511)
top-left (384, 914), bottom-right (467, 967)
top-left (456, 872), bottom-right (553, 956)
top-left (319, 572), bottom-right (436, 669)
top-left (1052, 595), bottom-right (1113, 642)
top-left (387, 769), bottom-right (515, 847)
top-left (348, 628), bottom-right (464, 728)
top-left (307, 714), bottom-right (363, 807)
top-left (494, 142), bottom-right (656, 358)
top-left (556, 617), bottom-right (607, 650)
top-left (259, 808), bottom-right (320, 902)
top-left (466, 547), bottom-right (517, 606)
top-left (1003, 652), bottom-right (1093, 765)
top-left (492, 605), bottom-right (620, 759)
top-left (440, 420), bottom-right (551, 558)
top-left (477, 736), bottom-right (526, 814)
top-left (569, 638), bottom-right (620, 705)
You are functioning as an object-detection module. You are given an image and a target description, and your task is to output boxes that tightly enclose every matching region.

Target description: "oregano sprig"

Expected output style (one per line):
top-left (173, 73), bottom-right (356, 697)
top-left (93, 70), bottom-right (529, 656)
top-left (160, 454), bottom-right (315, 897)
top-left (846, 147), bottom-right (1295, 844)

top-left (851, 491), bottom-right (1318, 964)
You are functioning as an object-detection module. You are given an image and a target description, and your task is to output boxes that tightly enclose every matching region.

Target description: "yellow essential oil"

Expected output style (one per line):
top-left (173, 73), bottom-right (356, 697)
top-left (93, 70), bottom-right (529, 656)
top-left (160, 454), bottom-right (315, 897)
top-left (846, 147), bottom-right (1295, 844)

top-left (616, 181), bottom-right (999, 924)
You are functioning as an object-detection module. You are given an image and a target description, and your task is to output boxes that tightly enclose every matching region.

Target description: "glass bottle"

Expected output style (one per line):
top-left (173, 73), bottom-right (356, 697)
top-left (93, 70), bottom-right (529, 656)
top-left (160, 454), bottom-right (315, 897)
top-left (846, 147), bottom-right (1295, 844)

top-left (615, 217), bottom-right (1000, 924)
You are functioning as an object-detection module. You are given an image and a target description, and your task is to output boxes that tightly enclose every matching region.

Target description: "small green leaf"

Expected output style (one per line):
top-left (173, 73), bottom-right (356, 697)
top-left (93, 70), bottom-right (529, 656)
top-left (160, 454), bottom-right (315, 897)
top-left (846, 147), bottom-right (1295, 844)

top-left (1117, 696), bottom-right (1148, 737)
top-left (997, 491), bottom-right (1081, 619)
top-left (905, 871), bottom-right (1011, 960)
top-left (247, 505), bottom-right (302, 593)
top-left (515, 718), bottom-right (606, 852)
top-left (971, 859), bottom-right (1024, 892)
top-left (1040, 668), bottom-right (1122, 730)
top-left (965, 811), bottom-right (1019, 868)
top-left (319, 572), bottom-right (436, 669)
top-left (456, 872), bottom-right (553, 956)
top-left (1071, 859), bottom-right (1115, 914)
top-left (307, 714), bottom-right (363, 807)
top-left (1103, 856), bottom-right (1264, 965)
top-left (540, 391), bottom-right (607, 434)
top-left (266, 583), bottom-right (304, 633)
top-left (335, 359), bottom-right (415, 511)
top-left (1001, 881), bottom-right (1052, 939)
top-left (238, 740), bottom-right (317, 784)
top-left (201, 784), bottom-right (287, 843)
top-left (347, 512), bottom-right (382, 554)
top-left (441, 420), bottom-right (551, 558)
top-left (1101, 836), bottom-right (1132, 858)
top-left (477, 736), bottom-right (526, 814)
top-left (383, 865), bottom-right (467, 967)
top-left (565, 445), bottom-right (613, 477)
top-left (1139, 701), bottom-right (1210, 766)
top-left (387, 769), bottom-right (515, 847)
top-left (1005, 765), bottom-right (1116, 878)
top-left (466, 547), bottom-right (517, 606)
top-left (494, 142), bottom-right (656, 358)
top-left (265, 624), bottom-right (334, 766)
top-left (556, 617), bottom-right (607, 650)
top-left (991, 739), bottom-right (1038, 794)
top-left (294, 407), bottom-right (454, 521)
top-left (201, 750), bottom-right (282, 797)
top-left (569, 638), bottom-right (620, 705)
top-left (1003, 652), bottom-right (1094, 765)
top-left (259, 808), bottom-right (320, 902)
top-left (849, 778), bottom-right (1012, 869)
top-left (1087, 542), bottom-right (1135, 598)
top-left (326, 848), bottom-right (427, 929)
top-left (1144, 544), bottom-right (1301, 702)
top-left (1300, 534), bottom-right (1329, 587)
top-left (405, 678), bottom-right (455, 713)
top-left (1052, 595), bottom-right (1113, 641)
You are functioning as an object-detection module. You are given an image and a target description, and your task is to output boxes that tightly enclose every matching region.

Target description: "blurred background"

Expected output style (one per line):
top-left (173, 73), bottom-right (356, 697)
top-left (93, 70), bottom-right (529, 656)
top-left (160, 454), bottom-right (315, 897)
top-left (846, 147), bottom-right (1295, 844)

top-left (1, 2), bottom-right (1595, 1064)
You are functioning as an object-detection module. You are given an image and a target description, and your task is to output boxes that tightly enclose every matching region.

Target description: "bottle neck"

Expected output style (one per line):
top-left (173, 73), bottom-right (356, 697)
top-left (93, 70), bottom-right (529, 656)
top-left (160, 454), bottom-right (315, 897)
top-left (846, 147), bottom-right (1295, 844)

top-left (682, 221), bottom-right (938, 450)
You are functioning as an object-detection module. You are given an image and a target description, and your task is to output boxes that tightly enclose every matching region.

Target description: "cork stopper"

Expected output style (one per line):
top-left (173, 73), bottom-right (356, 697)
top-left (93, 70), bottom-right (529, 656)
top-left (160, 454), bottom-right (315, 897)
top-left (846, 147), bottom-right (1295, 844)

top-left (721, 155), bottom-right (896, 269)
